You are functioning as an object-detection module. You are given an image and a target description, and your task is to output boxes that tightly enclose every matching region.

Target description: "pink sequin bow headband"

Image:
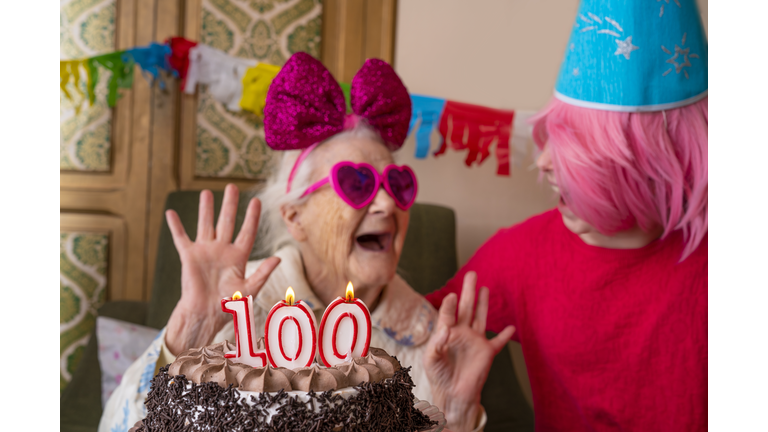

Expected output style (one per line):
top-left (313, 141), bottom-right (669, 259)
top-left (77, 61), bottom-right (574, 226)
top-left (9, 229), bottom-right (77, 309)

top-left (263, 52), bottom-right (412, 153)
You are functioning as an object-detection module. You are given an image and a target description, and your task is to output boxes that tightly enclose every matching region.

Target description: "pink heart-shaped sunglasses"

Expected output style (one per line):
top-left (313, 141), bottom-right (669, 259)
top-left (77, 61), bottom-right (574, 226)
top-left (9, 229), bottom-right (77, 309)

top-left (299, 161), bottom-right (418, 210)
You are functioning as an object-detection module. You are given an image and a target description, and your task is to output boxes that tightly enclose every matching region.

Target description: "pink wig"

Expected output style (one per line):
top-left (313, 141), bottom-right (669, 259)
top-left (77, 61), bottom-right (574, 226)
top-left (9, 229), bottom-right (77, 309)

top-left (530, 97), bottom-right (708, 260)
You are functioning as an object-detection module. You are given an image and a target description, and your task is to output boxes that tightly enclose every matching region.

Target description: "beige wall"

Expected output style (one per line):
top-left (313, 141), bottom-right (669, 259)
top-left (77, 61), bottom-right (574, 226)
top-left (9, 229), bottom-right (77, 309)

top-left (394, 0), bottom-right (707, 266)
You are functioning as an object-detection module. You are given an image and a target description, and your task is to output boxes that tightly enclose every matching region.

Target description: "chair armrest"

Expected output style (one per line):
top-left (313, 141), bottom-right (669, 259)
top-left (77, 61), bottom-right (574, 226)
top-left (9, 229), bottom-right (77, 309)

top-left (60, 301), bottom-right (150, 432)
top-left (98, 300), bottom-right (150, 325)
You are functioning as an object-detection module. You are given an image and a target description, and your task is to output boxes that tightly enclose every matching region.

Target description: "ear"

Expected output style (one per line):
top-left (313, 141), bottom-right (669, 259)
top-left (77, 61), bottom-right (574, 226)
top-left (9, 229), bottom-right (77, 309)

top-left (280, 202), bottom-right (308, 242)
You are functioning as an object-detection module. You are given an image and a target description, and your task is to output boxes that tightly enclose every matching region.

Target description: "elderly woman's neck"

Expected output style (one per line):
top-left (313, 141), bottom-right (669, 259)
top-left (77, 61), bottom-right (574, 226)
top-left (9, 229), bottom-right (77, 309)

top-left (299, 247), bottom-right (382, 311)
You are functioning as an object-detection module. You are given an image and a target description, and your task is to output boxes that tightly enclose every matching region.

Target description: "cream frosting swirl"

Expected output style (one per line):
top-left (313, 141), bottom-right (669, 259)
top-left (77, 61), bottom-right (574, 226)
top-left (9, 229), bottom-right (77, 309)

top-left (355, 347), bottom-right (401, 378)
top-left (290, 364), bottom-right (348, 391)
top-left (337, 361), bottom-right (385, 384)
top-left (238, 365), bottom-right (295, 392)
top-left (167, 343), bottom-right (401, 392)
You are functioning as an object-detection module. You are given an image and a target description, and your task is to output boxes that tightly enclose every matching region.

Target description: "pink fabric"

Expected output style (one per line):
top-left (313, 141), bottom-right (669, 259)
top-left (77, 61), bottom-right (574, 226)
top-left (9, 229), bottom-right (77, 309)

top-left (263, 52), bottom-right (411, 152)
top-left (426, 209), bottom-right (707, 432)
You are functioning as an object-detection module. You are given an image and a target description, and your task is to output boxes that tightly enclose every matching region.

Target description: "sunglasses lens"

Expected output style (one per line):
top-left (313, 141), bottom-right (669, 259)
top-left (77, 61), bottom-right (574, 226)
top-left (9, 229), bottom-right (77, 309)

top-left (336, 165), bottom-right (377, 207)
top-left (387, 168), bottom-right (416, 207)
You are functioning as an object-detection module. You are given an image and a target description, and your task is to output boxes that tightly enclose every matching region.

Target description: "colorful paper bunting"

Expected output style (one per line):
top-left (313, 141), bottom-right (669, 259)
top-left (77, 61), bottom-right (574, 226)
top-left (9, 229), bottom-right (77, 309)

top-left (408, 95), bottom-right (446, 159)
top-left (184, 44), bottom-right (256, 111)
top-left (87, 52), bottom-right (135, 107)
top-left (166, 37), bottom-right (197, 87)
top-left (339, 82), bottom-right (352, 113)
top-left (239, 63), bottom-right (281, 116)
top-left (123, 43), bottom-right (172, 87)
top-left (60, 38), bottom-right (530, 176)
top-left (60, 60), bottom-right (91, 112)
top-left (436, 101), bottom-right (515, 176)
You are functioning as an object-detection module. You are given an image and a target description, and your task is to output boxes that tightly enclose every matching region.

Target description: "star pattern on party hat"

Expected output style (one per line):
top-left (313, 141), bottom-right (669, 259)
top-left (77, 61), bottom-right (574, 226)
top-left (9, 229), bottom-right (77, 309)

top-left (576, 12), bottom-right (639, 60)
top-left (615, 36), bottom-right (639, 60)
top-left (577, 12), bottom-right (625, 38)
top-left (662, 33), bottom-right (700, 79)
top-left (658, 0), bottom-right (682, 18)
top-left (555, 0), bottom-right (707, 112)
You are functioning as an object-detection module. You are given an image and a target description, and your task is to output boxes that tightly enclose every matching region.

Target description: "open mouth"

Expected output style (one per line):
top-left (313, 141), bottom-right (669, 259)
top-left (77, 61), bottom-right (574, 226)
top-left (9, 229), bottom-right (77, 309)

top-left (355, 232), bottom-right (393, 252)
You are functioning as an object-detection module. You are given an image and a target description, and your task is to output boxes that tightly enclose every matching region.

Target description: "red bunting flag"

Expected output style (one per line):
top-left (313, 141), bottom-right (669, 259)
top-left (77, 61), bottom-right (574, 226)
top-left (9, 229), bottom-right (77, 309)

top-left (165, 37), bottom-right (197, 89)
top-left (436, 100), bottom-right (515, 176)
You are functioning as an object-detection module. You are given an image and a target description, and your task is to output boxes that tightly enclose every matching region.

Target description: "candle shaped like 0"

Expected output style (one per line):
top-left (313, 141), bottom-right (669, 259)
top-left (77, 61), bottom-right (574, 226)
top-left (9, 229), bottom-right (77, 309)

top-left (318, 282), bottom-right (372, 367)
top-left (264, 287), bottom-right (318, 368)
top-left (221, 291), bottom-right (267, 367)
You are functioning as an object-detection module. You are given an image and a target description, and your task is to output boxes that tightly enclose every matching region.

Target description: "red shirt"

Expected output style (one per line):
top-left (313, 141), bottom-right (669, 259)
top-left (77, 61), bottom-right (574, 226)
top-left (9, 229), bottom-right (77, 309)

top-left (426, 209), bottom-right (707, 431)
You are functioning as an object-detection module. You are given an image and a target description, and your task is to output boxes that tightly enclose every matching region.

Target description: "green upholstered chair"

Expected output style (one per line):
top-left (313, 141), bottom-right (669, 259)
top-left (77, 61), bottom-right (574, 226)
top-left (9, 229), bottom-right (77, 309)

top-left (60, 191), bottom-right (534, 432)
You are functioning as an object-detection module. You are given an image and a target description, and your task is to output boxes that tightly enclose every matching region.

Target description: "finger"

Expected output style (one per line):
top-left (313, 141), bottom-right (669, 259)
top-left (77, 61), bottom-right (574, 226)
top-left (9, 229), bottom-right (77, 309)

top-left (472, 287), bottom-right (489, 334)
top-left (425, 294), bottom-right (457, 365)
top-left (235, 197), bottom-right (261, 251)
top-left (215, 184), bottom-right (240, 243)
top-left (457, 271), bottom-right (477, 326)
top-left (437, 293), bottom-right (458, 329)
top-left (196, 190), bottom-right (215, 241)
top-left (165, 210), bottom-right (191, 251)
top-left (488, 326), bottom-right (516, 354)
top-left (243, 256), bottom-right (281, 296)
top-left (424, 323), bottom-right (450, 366)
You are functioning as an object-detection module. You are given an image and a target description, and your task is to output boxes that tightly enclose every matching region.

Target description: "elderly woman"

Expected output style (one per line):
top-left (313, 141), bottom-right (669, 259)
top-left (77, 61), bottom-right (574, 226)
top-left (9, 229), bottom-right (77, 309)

top-left (100, 53), bottom-right (511, 432)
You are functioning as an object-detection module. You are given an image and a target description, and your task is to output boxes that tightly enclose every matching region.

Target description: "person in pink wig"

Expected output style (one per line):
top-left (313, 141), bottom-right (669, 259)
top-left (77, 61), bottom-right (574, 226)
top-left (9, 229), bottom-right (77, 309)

top-left (422, 0), bottom-right (708, 431)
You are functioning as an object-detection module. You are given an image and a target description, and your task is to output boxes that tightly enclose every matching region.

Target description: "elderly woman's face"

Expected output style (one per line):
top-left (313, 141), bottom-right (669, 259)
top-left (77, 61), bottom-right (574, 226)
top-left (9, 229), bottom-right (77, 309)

top-left (293, 136), bottom-right (408, 293)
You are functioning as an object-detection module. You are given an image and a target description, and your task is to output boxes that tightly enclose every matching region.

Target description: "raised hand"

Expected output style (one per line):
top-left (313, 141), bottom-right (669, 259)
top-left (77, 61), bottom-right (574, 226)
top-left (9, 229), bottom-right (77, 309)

top-left (424, 271), bottom-right (515, 432)
top-left (164, 184), bottom-right (281, 355)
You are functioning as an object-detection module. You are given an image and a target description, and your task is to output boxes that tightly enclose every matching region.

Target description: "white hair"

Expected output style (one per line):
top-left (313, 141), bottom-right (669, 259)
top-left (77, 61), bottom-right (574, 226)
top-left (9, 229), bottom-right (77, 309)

top-left (252, 122), bottom-right (384, 258)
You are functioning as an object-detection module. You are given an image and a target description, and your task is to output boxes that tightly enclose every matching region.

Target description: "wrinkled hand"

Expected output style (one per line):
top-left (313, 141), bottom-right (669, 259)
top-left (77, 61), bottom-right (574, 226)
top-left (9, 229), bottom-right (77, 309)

top-left (424, 272), bottom-right (515, 432)
top-left (165, 184), bottom-right (280, 355)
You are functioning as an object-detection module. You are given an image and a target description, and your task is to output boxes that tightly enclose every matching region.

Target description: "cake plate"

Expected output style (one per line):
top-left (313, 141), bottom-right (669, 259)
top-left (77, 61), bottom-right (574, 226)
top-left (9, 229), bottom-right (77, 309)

top-left (414, 399), bottom-right (447, 432)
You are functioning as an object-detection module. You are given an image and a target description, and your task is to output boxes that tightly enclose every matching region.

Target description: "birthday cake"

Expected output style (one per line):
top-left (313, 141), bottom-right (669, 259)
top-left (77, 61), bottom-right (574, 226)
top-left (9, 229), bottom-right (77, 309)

top-left (127, 340), bottom-right (438, 431)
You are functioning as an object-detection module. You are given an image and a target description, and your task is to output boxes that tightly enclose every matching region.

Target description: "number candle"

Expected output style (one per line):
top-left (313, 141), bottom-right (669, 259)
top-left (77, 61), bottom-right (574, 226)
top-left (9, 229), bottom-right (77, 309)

top-left (318, 282), bottom-right (372, 367)
top-left (264, 287), bottom-right (318, 368)
top-left (221, 291), bottom-right (267, 367)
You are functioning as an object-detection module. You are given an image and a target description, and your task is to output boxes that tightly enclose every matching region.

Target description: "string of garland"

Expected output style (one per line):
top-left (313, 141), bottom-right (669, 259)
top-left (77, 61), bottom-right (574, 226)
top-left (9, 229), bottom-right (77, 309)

top-left (60, 37), bottom-right (528, 176)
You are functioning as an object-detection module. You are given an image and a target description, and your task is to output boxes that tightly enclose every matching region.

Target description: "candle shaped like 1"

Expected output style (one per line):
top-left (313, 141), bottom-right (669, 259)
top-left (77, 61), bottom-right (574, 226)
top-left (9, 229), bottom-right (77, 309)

top-left (264, 287), bottom-right (318, 368)
top-left (318, 282), bottom-right (372, 367)
top-left (221, 291), bottom-right (267, 367)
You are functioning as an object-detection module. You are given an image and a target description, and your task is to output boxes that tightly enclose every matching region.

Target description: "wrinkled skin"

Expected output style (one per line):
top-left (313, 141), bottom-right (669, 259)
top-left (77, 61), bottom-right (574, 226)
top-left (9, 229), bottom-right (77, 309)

top-left (423, 272), bottom-right (515, 432)
top-left (164, 135), bottom-right (410, 354)
top-left (280, 135), bottom-right (410, 309)
top-left (164, 134), bottom-right (510, 432)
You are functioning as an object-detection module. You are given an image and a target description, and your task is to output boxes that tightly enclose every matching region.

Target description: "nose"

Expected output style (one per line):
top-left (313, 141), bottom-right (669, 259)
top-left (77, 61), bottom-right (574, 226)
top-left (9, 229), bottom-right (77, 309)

top-left (536, 144), bottom-right (553, 173)
top-left (368, 185), bottom-right (396, 215)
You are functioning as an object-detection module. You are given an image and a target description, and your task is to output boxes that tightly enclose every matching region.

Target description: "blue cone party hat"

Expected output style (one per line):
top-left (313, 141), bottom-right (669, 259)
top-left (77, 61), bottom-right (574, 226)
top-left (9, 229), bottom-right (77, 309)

top-left (555, 0), bottom-right (707, 112)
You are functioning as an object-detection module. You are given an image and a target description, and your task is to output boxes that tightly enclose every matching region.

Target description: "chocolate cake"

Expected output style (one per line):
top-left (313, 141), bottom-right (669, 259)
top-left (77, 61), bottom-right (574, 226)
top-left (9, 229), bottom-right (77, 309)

top-left (128, 341), bottom-right (438, 431)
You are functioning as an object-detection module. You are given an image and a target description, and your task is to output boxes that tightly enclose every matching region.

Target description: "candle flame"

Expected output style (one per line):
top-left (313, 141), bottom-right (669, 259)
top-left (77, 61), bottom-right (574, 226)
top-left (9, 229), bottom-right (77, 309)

top-left (232, 291), bottom-right (243, 300)
top-left (285, 287), bottom-right (295, 306)
top-left (345, 281), bottom-right (354, 302)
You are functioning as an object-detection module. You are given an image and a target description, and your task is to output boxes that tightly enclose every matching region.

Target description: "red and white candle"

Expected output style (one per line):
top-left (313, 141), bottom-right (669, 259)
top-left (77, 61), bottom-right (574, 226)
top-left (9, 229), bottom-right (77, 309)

top-left (221, 291), bottom-right (267, 368)
top-left (264, 287), bottom-right (318, 369)
top-left (318, 282), bottom-right (372, 367)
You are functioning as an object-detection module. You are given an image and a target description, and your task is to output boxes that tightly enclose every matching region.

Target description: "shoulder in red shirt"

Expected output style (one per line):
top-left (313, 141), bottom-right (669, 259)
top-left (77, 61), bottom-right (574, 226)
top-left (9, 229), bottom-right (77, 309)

top-left (426, 208), bottom-right (707, 431)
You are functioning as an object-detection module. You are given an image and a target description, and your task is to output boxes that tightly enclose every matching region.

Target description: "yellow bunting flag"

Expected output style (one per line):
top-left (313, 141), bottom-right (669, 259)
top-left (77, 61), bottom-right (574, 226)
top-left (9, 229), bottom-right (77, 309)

top-left (60, 60), bottom-right (89, 114)
top-left (240, 63), bottom-right (281, 116)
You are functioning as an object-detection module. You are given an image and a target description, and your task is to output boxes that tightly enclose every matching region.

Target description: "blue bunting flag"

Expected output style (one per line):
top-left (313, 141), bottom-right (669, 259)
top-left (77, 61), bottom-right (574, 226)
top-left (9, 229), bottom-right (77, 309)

top-left (408, 94), bottom-right (446, 159)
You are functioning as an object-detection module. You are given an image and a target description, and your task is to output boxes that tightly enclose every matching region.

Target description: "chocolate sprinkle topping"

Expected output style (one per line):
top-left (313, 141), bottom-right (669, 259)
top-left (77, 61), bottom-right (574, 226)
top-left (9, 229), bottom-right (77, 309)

top-left (132, 364), bottom-right (436, 431)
